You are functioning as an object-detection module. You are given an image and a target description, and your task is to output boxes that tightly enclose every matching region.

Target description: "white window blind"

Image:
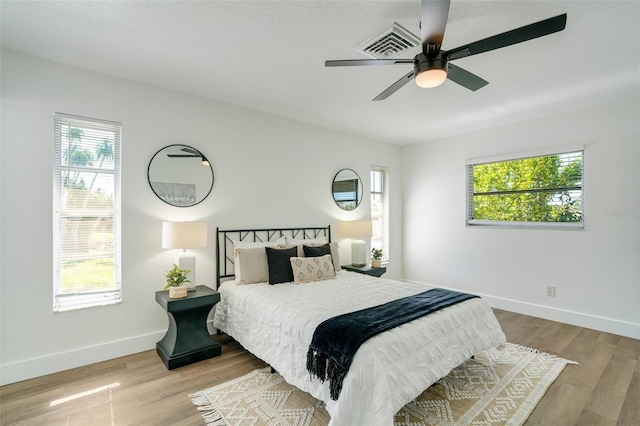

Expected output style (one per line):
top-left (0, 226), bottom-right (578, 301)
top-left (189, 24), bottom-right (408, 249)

top-left (371, 166), bottom-right (389, 260)
top-left (466, 148), bottom-right (584, 228)
top-left (53, 113), bottom-right (122, 312)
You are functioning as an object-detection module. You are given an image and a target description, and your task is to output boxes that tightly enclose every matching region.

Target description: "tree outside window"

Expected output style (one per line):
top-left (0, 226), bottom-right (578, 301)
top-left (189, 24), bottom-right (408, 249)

top-left (54, 113), bottom-right (121, 312)
top-left (467, 150), bottom-right (583, 227)
top-left (371, 166), bottom-right (389, 260)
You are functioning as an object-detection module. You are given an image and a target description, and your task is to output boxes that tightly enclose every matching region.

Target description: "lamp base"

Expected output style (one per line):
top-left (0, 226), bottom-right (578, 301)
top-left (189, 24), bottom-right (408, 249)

top-left (351, 239), bottom-right (367, 267)
top-left (177, 253), bottom-right (196, 291)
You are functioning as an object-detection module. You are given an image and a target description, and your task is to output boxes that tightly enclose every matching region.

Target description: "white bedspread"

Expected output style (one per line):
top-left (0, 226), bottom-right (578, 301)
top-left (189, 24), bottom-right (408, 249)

top-left (213, 270), bottom-right (506, 426)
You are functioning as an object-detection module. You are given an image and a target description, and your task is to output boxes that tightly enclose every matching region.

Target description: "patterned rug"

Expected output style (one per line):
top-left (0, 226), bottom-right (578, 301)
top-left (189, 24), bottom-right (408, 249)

top-left (190, 343), bottom-right (576, 426)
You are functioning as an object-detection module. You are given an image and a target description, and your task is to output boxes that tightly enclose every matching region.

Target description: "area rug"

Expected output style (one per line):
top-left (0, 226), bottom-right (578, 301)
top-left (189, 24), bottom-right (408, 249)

top-left (190, 343), bottom-right (576, 426)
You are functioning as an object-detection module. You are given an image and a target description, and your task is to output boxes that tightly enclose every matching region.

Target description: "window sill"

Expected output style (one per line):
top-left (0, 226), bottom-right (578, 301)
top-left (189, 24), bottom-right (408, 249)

top-left (466, 220), bottom-right (584, 230)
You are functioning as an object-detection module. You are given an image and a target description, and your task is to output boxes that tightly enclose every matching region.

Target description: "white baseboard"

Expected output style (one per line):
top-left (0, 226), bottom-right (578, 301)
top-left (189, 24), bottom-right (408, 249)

top-left (404, 280), bottom-right (640, 340)
top-left (0, 330), bottom-right (165, 386)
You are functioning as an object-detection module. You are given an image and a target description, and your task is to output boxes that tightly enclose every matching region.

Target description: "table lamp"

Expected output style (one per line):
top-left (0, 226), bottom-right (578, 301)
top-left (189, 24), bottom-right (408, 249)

top-left (162, 221), bottom-right (208, 290)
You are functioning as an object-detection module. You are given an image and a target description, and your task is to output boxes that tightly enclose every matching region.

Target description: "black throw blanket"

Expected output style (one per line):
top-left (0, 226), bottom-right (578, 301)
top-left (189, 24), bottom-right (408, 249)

top-left (306, 288), bottom-right (478, 400)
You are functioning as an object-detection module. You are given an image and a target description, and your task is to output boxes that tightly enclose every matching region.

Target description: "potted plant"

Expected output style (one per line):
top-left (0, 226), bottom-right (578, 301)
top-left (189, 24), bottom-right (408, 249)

top-left (165, 263), bottom-right (191, 298)
top-left (371, 248), bottom-right (383, 268)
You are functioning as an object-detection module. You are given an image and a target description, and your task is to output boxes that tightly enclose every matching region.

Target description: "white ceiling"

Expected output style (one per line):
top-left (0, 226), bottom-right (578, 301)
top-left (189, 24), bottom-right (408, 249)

top-left (2, 1), bottom-right (639, 145)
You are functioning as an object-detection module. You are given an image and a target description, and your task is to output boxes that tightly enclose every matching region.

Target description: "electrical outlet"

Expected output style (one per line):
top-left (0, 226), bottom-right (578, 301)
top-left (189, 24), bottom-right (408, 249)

top-left (546, 285), bottom-right (556, 297)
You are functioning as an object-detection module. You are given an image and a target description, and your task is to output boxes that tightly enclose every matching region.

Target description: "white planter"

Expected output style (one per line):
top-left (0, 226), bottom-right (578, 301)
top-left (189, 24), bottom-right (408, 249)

top-left (168, 285), bottom-right (188, 299)
top-left (371, 259), bottom-right (382, 268)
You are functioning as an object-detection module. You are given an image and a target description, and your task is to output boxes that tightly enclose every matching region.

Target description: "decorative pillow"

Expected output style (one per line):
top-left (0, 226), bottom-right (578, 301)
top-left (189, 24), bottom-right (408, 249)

top-left (303, 243), bottom-right (332, 257)
top-left (290, 255), bottom-right (336, 284)
top-left (278, 241), bottom-right (324, 257)
top-left (235, 247), bottom-right (269, 284)
top-left (277, 243), bottom-right (306, 257)
top-left (266, 246), bottom-right (298, 284)
top-left (304, 242), bottom-right (342, 272)
top-left (232, 237), bottom-right (286, 278)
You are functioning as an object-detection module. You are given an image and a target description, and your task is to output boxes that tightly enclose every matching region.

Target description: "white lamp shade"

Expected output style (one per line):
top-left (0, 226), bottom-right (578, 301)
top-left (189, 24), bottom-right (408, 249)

top-left (162, 222), bottom-right (208, 249)
top-left (342, 220), bottom-right (372, 238)
top-left (162, 221), bottom-right (207, 290)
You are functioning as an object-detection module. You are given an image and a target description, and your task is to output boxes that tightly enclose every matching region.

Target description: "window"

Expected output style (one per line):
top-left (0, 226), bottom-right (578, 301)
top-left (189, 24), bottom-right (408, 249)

top-left (53, 113), bottom-right (121, 312)
top-left (371, 166), bottom-right (389, 260)
top-left (466, 148), bottom-right (584, 228)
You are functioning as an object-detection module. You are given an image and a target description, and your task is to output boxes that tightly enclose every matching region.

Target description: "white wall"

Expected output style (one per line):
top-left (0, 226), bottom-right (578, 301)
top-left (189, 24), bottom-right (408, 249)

top-left (0, 49), bottom-right (403, 385)
top-left (402, 98), bottom-right (640, 339)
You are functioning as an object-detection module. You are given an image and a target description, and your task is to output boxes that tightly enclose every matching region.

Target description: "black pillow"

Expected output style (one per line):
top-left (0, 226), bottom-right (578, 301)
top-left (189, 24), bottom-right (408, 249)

top-left (303, 243), bottom-right (332, 258)
top-left (266, 246), bottom-right (298, 284)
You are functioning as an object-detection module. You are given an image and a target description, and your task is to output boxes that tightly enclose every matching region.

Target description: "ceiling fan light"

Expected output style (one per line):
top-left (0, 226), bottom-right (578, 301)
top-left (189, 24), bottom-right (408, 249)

top-left (415, 68), bottom-right (448, 88)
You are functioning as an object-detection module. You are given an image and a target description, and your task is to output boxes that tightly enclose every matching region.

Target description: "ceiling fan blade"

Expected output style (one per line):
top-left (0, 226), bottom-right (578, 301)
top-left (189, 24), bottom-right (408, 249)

top-left (373, 71), bottom-right (415, 101)
top-left (420, 0), bottom-right (451, 50)
top-left (326, 59), bottom-right (413, 67)
top-left (167, 154), bottom-right (200, 158)
top-left (447, 63), bottom-right (489, 91)
top-left (446, 14), bottom-right (567, 60)
top-left (180, 147), bottom-right (199, 154)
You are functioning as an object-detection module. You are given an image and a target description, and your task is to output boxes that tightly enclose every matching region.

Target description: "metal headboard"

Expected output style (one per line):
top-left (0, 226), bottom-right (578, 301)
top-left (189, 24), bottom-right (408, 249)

top-left (216, 225), bottom-right (332, 288)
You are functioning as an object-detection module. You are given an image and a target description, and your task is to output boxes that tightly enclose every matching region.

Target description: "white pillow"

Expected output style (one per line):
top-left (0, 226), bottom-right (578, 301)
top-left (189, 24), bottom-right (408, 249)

top-left (290, 254), bottom-right (336, 284)
top-left (286, 236), bottom-right (327, 246)
top-left (232, 237), bottom-right (286, 255)
top-left (232, 237), bottom-right (286, 279)
top-left (284, 236), bottom-right (329, 258)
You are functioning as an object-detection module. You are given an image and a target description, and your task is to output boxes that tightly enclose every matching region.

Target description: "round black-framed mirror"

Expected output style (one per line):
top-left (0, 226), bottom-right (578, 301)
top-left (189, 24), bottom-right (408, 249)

top-left (147, 144), bottom-right (213, 207)
top-left (332, 168), bottom-right (363, 211)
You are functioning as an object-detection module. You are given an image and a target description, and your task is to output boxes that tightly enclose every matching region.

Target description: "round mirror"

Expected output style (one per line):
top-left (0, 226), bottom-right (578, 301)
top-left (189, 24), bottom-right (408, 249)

top-left (147, 144), bottom-right (213, 207)
top-left (332, 168), bottom-right (363, 211)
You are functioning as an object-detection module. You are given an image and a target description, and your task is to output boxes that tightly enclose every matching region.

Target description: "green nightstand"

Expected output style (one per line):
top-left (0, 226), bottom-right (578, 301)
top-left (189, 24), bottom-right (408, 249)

top-left (155, 285), bottom-right (221, 369)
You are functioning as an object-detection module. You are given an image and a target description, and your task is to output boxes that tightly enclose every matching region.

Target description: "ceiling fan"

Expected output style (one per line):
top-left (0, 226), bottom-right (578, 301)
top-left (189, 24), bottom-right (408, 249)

top-left (325, 0), bottom-right (567, 101)
top-left (167, 147), bottom-right (210, 165)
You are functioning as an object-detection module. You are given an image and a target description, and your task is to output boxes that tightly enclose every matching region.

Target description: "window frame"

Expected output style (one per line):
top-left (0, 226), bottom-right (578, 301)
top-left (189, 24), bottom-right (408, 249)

top-left (465, 146), bottom-right (584, 229)
top-left (53, 113), bottom-right (122, 312)
top-left (371, 165), bottom-right (390, 261)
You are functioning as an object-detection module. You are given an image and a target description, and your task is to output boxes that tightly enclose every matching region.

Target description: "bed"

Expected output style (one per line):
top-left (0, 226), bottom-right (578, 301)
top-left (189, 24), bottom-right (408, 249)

top-left (213, 226), bottom-right (506, 426)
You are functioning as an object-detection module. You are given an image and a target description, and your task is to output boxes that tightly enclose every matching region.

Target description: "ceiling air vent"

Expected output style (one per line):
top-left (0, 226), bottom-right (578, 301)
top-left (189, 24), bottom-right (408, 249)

top-left (355, 22), bottom-right (420, 59)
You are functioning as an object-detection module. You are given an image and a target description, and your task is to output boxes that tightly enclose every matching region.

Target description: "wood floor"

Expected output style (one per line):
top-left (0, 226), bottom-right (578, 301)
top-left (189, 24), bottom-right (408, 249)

top-left (1, 309), bottom-right (638, 425)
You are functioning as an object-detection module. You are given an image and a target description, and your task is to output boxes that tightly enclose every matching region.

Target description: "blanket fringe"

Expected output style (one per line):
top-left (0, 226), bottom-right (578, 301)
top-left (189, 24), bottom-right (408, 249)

top-left (307, 348), bottom-right (347, 400)
top-left (307, 348), bottom-right (327, 382)
top-left (190, 391), bottom-right (228, 425)
top-left (326, 358), bottom-right (347, 400)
